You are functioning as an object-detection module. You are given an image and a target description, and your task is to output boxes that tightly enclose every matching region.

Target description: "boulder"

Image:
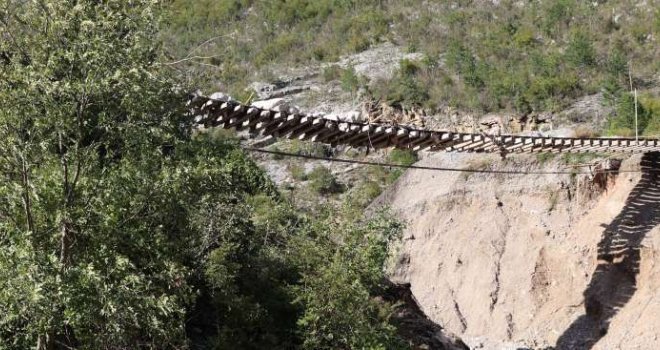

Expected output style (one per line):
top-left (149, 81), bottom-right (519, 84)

top-left (251, 98), bottom-right (286, 111)
top-left (209, 92), bottom-right (232, 102)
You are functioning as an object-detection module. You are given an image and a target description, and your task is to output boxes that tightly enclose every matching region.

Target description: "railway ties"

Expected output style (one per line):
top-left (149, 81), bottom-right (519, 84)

top-left (189, 94), bottom-right (660, 155)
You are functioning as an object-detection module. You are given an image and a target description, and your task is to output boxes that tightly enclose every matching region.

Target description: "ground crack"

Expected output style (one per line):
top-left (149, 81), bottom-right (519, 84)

top-left (490, 203), bottom-right (511, 312)
top-left (449, 288), bottom-right (468, 333)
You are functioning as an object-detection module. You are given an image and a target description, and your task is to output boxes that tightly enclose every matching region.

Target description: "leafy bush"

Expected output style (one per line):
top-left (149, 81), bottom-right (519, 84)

top-left (293, 213), bottom-right (405, 350)
top-left (641, 95), bottom-right (660, 136)
top-left (380, 60), bottom-right (430, 107)
top-left (513, 27), bottom-right (536, 47)
top-left (607, 93), bottom-right (655, 136)
top-left (347, 180), bottom-right (383, 210)
top-left (308, 166), bottom-right (344, 194)
top-left (388, 149), bottom-right (418, 166)
top-left (542, 0), bottom-right (575, 35)
top-left (283, 140), bottom-right (333, 158)
top-left (565, 30), bottom-right (596, 67)
top-left (562, 153), bottom-right (601, 165)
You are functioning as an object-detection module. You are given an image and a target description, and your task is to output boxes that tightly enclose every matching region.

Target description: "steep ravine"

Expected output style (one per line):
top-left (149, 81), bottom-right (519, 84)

top-left (374, 152), bottom-right (660, 349)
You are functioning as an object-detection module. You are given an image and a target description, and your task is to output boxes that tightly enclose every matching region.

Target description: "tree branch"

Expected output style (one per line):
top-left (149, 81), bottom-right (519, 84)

top-left (19, 151), bottom-right (35, 234)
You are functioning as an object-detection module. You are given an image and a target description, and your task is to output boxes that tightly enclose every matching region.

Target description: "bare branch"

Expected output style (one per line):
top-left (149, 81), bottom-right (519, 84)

top-left (161, 55), bottom-right (225, 66)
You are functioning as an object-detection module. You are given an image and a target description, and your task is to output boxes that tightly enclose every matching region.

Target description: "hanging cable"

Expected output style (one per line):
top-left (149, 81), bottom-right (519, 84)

top-left (242, 147), bottom-right (658, 175)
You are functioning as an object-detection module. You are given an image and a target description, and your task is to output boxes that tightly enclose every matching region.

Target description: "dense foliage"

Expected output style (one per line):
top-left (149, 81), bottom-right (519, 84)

top-left (165, 0), bottom-right (660, 134)
top-left (0, 1), bottom-right (406, 349)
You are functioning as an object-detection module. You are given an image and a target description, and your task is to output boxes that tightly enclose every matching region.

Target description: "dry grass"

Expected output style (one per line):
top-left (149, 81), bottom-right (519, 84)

top-left (573, 126), bottom-right (601, 138)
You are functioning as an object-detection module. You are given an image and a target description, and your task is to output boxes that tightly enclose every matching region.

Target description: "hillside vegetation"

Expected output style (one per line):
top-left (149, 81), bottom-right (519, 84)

top-left (164, 0), bottom-right (660, 135)
top-left (0, 1), bottom-right (413, 349)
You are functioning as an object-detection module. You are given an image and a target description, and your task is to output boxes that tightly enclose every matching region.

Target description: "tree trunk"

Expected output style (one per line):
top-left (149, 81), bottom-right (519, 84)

top-left (60, 219), bottom-right (72, 267)
top-left (37, 333), bottom-right (54, 350)
top-left (20, 155), bottom-right (35, 234)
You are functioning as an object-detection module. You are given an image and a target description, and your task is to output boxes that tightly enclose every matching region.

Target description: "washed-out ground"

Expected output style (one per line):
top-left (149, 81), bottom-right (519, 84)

top-left (374, 152), bottom-right (660, 349)
top-left (241, 41), bottom-right (660, 349)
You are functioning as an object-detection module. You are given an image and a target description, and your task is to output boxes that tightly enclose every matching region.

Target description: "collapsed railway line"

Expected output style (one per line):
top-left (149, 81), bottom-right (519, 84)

top-left (188, 93), bottom-right (660, 155)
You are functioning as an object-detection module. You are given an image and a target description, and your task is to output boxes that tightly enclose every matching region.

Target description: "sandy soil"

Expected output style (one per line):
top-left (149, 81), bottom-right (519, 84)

top-left (373, 152), bottom-right (660, 349)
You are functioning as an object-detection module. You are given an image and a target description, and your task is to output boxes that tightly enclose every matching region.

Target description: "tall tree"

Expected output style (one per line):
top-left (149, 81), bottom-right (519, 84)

top-left (0, 2), bottom-right (416, 349)
top-left (0, 1), bottom-right (251, 348)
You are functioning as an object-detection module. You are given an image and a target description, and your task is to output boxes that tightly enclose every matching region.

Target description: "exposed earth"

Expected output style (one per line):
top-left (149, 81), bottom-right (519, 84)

top-left (372, 152), bottom-right (659, 349)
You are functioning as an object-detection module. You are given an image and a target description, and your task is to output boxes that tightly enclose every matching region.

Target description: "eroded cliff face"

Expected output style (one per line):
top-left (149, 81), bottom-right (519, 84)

top-left (375, 152), bottom-right (660, 349)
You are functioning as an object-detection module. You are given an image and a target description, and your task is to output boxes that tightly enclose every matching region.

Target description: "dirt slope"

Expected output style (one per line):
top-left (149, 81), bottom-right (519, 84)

top-left (374, 152), bottom-right (660, 349)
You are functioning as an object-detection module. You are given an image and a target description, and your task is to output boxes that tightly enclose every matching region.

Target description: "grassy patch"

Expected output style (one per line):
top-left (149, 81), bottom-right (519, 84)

top-left (536, 153), bottom-right (556, 165)
top-left (385, 149), bottom-right (418, 182)
top-left (561, 153), bottom-right (601, 165)
top-left (289, 164), bottom-right (308, 181)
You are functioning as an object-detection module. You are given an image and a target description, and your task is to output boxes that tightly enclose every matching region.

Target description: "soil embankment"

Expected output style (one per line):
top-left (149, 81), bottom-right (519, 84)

top-left (375, 152), bottom-right (660, 349)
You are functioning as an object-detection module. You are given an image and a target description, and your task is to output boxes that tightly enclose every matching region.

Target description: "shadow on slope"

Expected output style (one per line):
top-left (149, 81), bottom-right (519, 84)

top-left (383, 281), bottom-right (470, 350)
top-left (554, 152), bottom-right (660, 349)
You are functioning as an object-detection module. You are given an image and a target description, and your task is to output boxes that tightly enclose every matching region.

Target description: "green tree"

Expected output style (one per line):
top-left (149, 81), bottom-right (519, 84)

top-left (292, 213), bottom-right (406, 350)
top-left (640, 95), bottom-right (660, 136)
top-left (386, 60), bottom-right (430, 107)
top-left (0, 1), bottom-right (265, 348)
top-left (565, 30), bottom-right (596, 67)
top-left (542, 0), bottom-right (575, 35)
top-left (445, 40), bottom-right (483, 88)
top-left (608, 93), bottom-right (650, 136)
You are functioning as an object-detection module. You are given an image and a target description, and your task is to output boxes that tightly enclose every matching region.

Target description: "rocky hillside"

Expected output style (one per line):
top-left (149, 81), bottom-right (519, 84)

top-left (372, 152), bottom-right (660, 349)
top-left (166, 0), bottom-right (660, 136)
top-left (164, 1), bottom-right (660, 348)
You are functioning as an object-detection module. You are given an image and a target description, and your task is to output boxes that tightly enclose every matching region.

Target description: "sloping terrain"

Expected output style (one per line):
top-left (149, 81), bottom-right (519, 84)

top-left (374, 152), bottom-right (660, 349)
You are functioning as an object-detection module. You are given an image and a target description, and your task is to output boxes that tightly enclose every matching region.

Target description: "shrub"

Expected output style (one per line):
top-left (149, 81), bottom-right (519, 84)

top-left (388, 149), bottom-right (418, 166)
top-left (513, 27), bottom-right (536, 47)
top-left (284, 140), bottom-right (333, 158)
top-left (641, 95), bottom-right (660, 136)
top-left (340, 66), bottom-right (361, 93)
top-left (385, 149), bottom-right (418, 183)
top-left (384, 60), bottom-right (430, 106)
top-left (344, 9), bottom-right (390, 52)
top-left (565, 30), bottom-right (596, 67)
top-left (348, 180), bottom-right (383, 209)
top-left (562, 153), bottom-right (601, 165)
top-left (644, 117), bottom-right (660, 136)
top-left (607, 93), bottom-right (650, 136)
top-left (445, 40), bottom-right (482, 88)
top-left (308, 166), bottom-right (344, 194)
top-left (289, 163), bottom-right (308, 181)
top-left (323, 64), bottom-right (343, 82)
top-left (606, 49), bottom-right (628, 77)
top-left (542, 0), bottom-right (575, 34)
